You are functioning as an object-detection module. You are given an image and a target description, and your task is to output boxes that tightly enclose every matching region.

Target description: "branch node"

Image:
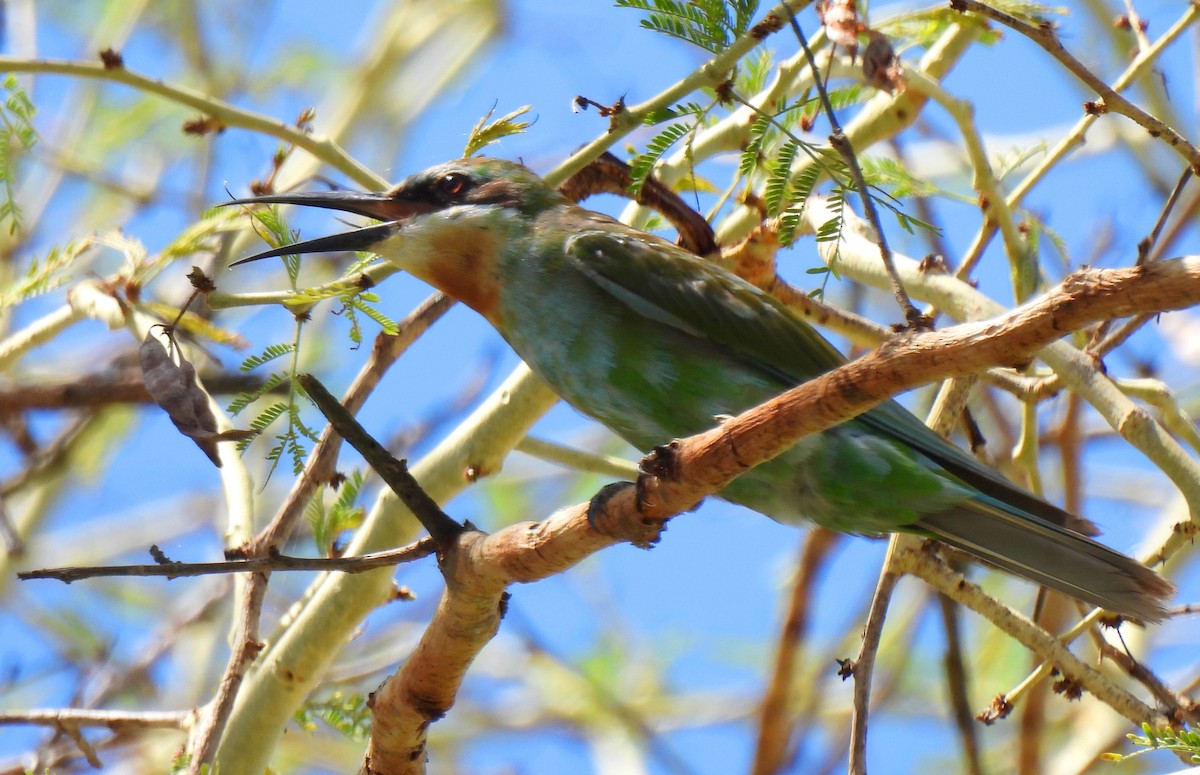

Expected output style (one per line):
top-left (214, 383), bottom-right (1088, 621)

top-left (976, 695), bottom-right (1013, 725)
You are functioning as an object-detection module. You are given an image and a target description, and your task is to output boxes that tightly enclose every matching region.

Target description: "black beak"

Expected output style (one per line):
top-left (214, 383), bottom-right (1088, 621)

top-left (225, 190), bottom-right (438, 267)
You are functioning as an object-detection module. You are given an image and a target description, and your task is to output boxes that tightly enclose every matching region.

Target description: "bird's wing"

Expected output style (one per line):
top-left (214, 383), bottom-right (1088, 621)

top-left (566, 229), bottom-right (847, 380)
top-left (565, 227), bottom-right (1095, 533)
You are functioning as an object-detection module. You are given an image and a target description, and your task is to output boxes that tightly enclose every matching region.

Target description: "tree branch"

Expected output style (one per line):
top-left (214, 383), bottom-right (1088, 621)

top-left (949, 0), bottom-right (1200, 172)
top-left (0, 708), bottom-right (194, 730)
top-left (18, 541), bottom-right (435, 583)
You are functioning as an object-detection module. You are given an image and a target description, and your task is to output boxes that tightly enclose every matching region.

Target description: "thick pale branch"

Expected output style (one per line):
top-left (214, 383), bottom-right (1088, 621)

top-left (0, 57), bottom-right (386, 189)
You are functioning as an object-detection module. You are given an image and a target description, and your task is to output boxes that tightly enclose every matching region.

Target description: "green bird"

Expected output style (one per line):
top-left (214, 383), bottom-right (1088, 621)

top-left (231, 157), bottom-right (1173, 620)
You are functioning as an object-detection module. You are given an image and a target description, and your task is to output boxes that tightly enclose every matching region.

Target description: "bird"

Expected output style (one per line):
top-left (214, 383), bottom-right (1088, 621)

top-left (229, 156), bottom-right (1174, 621)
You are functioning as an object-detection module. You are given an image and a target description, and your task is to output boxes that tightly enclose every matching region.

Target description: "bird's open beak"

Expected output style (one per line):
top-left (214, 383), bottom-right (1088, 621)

top-left (225, 190), bottom-right (437, 267)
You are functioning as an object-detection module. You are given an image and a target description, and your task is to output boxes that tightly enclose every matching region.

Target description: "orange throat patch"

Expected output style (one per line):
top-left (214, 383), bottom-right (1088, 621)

top-left (416, 223), bottom-right (505, 325)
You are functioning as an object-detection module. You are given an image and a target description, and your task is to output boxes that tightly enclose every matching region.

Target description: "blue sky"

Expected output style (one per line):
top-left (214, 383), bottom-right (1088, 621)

top-left (4, 1), bottom-right (1199, 773)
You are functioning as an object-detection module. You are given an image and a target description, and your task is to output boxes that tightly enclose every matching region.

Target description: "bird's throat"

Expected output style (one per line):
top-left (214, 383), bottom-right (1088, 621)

top-left (400, 209), bottom-right (509, 325)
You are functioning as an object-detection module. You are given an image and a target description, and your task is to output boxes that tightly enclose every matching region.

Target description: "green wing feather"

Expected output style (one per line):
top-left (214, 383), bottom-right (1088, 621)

top-left (564, 225), bottom-right (1092, 533)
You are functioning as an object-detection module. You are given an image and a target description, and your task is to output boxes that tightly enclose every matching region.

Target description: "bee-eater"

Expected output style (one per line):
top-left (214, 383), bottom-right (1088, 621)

top-left (230, 157), bottom-right (1173, 620)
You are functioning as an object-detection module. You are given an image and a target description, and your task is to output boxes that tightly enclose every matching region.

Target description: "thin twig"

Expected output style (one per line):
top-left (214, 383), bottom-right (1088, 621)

top-left (18, 540), bottom-right (436, 583)
top-left (1096, 641), bottom-right (1200, 725)
top-left (847, 534), bottom-right (910, 775)
top-left (187, 577), bottom-right (267, 771)
top-left (938, 595), bottom-right (984, 775)
top-left (557, 151), bottom-right (717, 255)
top-left (0, 709), bottom-right (194, 730)
top-left (1087, 167), bottom-right (1194, 349)
top-left (298, 374), bottom-right (462, 544)
top-left (515, 436), bottom-right (638, 479)
top-left (783, 6), bottom-right (922, 326)
top-left (1137, 168), bottom-right (1193, 265)
top-left (848, 372), bottom-right (969, 773)
top-left (751, 528), bottom-right (839, 775)
top-left (949, 1), bottom-right (1200, 172)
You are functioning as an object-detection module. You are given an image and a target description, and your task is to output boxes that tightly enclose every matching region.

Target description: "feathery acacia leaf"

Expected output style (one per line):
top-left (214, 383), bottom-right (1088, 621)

top-left (642, 101), bottom-right (707, 125)
top-left (738, 112), bottom-right (772, 178)
top-left (294, 692), bottom-right (372, 742)
top-left (239, 343), bottom-right (296, 372)
top-left (227, 372), bottom-right (288, 417)
top-left (463, 104), bottom-right (532, 157)
top-left (306, 470), bottom-right (367, 556)
top-left (859, 156), bottom-right (939, 199)
top-left (616, 0), bottom-right (760, 53)
top-left (764, 140), bottom-right (798, 217)
top-left (338, 292), bottom-right (399, 345)
top-left (250, 401), bottom-right (289, 433)
top-left (0, 74), bottom-right (36, 235)
top-left (777, 163), bottom-right (823, 245)
top-left (0, 240), bottom-right (88, 313)
top-left (628, 122), bottom-right (691, 196)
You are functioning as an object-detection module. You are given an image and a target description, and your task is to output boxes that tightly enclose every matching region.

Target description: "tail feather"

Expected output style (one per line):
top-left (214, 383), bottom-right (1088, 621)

top-left (915, 501), bottom-right (1175, 622)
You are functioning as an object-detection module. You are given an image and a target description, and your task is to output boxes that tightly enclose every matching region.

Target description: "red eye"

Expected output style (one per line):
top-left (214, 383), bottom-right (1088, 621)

top-left (438, 173), bottom-right (468, 197)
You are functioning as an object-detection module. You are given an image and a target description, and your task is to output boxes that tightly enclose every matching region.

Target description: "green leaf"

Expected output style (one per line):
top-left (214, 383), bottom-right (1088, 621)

top-left (764, 140), bottom-right (798, 217)
top-left (239, 343), bottom-right (296, 372)
top-left (1106, 723), bottom-right (1200, 764)
top-left (228, 372), bottom-right (288, 417)
top-left (308, 470), bottom-right (368, 555)
top-left (814, 215), bottom-right (843, 243)
top-left (294, 692), bottom-right (372, 742)
top-left (249, 401), bottom-right (289, 433)
top-left (738, 112), bottom-right (771, 178)
top-left (463, 104), bottom-right (532, 157)
top-left (0, 240), bottom-right (88, 313)
top-left (0, 74), bottom-right (36, 235)
top-left (628, 122), bottom-right (690, 196)
top-left (736, 47), bottom-right (774, 96)
top-left (642, 101), bottom-right (707, 125)
top-left (859, 156), bottom-right (938, 199)
top-left (337, 293), bottom-right (399, 345)
top-left (616, 0), bottom-right (761, 53)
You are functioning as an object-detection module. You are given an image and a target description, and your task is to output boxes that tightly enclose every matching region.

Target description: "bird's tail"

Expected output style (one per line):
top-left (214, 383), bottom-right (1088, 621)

top-left (914, 501), bottom-right (1174, 622)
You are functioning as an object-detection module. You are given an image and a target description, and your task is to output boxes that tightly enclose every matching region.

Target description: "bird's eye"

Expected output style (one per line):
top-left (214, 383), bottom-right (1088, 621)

top-left (437, 172), bottom-right (470, 199)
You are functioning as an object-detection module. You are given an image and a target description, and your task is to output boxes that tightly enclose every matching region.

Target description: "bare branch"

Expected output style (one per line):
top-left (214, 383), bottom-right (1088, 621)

top-left (0, 708), bottom-right (194, 730)
top-left (18, 541), bottom-right (435, 583)
top-left (949, 0), bottom-right (1200, 172)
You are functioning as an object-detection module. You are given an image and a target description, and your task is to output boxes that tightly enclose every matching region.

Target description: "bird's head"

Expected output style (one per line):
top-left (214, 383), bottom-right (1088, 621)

top-left (228, 157), bottom-right (565, 320)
